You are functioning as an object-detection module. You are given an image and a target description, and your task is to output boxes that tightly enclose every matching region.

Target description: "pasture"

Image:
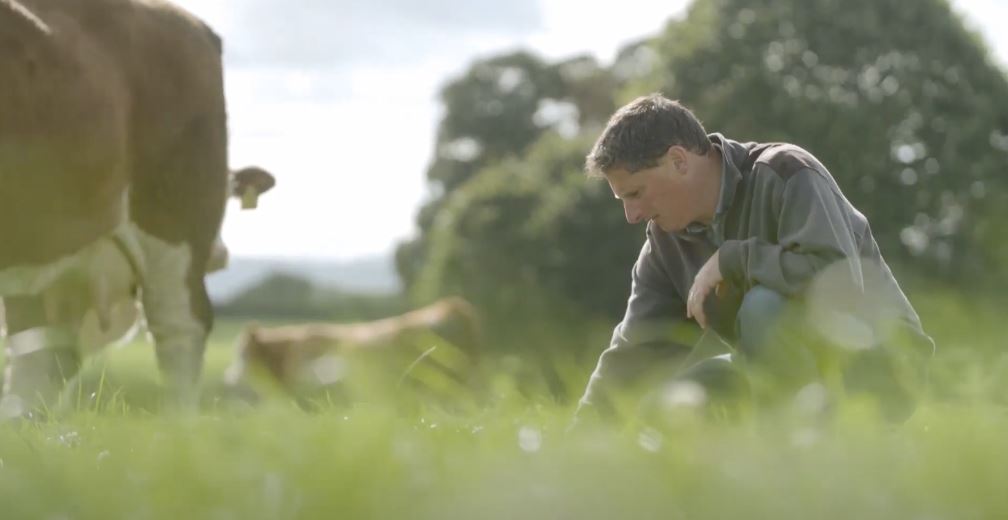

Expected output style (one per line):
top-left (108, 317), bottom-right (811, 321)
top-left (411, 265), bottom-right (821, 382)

top-left (1, 287), bottom-right (1007, 519)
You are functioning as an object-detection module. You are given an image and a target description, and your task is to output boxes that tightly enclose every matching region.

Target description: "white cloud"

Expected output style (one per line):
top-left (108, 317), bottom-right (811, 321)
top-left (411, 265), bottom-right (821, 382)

top-left (176, 0), bottom-right (542, 68)
top-left (221, 70), bottom-right (436, 259)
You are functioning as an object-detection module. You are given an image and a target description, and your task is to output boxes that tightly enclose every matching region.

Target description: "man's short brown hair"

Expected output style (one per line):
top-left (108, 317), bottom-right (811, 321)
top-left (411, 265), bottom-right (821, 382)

top-left (585, 93), bottom-right (712, 177)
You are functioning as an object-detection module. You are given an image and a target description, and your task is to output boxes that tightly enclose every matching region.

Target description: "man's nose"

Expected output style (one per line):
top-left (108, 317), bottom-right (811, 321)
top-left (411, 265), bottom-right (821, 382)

top-left (623, 200), bottom-right (642, 224)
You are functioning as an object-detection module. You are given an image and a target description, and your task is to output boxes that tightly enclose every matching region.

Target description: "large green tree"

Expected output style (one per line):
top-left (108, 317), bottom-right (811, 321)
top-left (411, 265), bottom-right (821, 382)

top-left (396, 50), bottom-right (632, 294)
top-left (413, 133), bottom-right (639, 332)
top-left (396, 52), bottom-right (565, 290)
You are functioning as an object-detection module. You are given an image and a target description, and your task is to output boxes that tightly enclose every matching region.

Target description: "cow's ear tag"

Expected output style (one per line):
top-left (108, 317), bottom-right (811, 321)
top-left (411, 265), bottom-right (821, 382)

top-left (241, 185), bottom-right (259, 209)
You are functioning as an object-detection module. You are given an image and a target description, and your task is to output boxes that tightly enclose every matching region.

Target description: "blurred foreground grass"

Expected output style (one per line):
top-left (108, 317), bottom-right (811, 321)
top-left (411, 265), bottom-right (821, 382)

top-left (1, 288), bottom-right (1006, 519)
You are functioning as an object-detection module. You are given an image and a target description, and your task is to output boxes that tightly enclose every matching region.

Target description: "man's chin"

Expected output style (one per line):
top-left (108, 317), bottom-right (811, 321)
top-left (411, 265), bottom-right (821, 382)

top-left (650, 219), bottom-right (679, 233)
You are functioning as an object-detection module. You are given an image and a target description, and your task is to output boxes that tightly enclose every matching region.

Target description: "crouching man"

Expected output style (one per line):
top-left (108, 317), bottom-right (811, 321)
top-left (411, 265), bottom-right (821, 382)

top-left (576, 94), bottom-right (934, 423)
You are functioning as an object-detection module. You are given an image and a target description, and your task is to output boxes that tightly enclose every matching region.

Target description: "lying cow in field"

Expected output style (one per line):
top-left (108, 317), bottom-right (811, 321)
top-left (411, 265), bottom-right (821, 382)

top-left (224, 297), bottom-right (482, 399)
top-left (0, 0), bottom-right (266, 416)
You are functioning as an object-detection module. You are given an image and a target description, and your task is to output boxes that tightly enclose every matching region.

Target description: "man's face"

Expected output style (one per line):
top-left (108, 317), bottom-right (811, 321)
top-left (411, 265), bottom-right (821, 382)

top-left (605, 150), bottom-right (698, 233)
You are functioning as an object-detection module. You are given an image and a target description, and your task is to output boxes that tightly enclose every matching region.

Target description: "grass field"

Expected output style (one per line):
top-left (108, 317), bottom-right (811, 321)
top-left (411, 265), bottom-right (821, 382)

top-left (1, 289), bottom-right (1007, 519)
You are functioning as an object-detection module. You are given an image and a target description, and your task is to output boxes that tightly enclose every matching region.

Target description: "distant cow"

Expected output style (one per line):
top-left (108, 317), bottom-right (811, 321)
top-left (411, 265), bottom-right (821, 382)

top-left (0, 0), bottom-right (260, 415)
top-left (224, 297), bottom-right (482, 399)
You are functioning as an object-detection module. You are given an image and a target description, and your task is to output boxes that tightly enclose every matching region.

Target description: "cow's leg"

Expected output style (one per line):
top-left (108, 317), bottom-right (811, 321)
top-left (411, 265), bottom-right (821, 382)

top-left (1, 296), bottom-right (80, 419)
top-left (132, 228), bottom-right (214, 409)
top-left (128, 115), bottom-right (227, 409)
top-left (124, 19), bottom-right (228, 408)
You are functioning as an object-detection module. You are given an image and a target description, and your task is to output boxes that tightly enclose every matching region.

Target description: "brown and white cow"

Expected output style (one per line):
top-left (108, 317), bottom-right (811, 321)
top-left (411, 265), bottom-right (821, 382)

top-left (0, 166), bottom-right (274, 410)
top-left (224, 297), bottom-right (482, 397)
top-left (0, 0), bottom-right (263, 415)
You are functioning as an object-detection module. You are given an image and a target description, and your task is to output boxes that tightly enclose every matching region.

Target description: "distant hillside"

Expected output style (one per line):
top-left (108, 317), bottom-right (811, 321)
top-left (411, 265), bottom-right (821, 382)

top-left (205, 255), bottom-right (400, 303)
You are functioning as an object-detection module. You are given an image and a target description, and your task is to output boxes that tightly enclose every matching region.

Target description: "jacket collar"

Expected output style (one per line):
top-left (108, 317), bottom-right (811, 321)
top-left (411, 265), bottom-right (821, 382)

top-left (678, 133), bottom-right (744, 241)
top-left (708, 133), bottom-right (745, 220)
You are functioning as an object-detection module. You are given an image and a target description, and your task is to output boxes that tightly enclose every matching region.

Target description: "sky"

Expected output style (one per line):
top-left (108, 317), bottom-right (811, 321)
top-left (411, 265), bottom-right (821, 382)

top-left (172, 0), bottom-right (1008, 261)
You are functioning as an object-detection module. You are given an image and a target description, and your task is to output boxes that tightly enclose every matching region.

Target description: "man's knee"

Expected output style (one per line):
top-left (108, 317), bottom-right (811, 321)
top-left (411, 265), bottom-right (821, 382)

top-left (738, 286), bottom-right (788, 323)
top-left (736, 286), bottom-right (789, 355)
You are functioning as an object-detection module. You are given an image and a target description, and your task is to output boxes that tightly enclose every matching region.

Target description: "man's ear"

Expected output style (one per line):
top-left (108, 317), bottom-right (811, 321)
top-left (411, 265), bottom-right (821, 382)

top-left (666, 145), bottom-right (689, 174)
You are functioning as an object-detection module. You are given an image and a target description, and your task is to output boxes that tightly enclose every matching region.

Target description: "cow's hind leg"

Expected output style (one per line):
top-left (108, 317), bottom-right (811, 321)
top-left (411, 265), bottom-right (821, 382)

top-left (131, 228), bottom-right (215, 408)
top-left (125, 16), bottom-right (228, 408)
top-left (128, 110), bottom-right (227, 409)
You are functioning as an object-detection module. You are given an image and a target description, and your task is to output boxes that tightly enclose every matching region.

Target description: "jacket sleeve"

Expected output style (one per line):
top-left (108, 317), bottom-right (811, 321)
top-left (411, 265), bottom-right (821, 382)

top-left (718, 167), bottom-right (865, 297)
top-left (576, 230), bottom-right (695, 420)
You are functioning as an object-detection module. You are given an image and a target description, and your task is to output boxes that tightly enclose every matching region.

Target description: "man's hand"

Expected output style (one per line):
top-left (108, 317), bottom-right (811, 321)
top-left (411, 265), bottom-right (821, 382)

top-left (687, 250), bottom-right (724, 329)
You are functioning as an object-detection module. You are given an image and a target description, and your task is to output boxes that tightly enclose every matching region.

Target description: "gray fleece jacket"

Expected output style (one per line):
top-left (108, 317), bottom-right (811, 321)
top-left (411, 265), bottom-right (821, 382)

top-left (579, 133), bottom-right (934, 412)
